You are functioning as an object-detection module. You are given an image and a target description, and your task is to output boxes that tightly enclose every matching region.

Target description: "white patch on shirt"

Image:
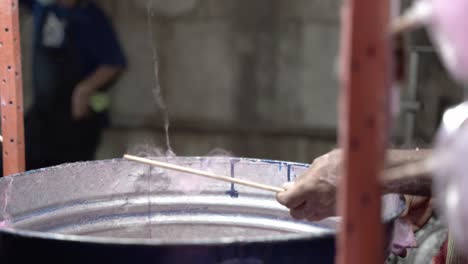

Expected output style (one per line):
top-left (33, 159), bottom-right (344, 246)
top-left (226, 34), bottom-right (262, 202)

top-left (42, 13), bottom-right (67, 48)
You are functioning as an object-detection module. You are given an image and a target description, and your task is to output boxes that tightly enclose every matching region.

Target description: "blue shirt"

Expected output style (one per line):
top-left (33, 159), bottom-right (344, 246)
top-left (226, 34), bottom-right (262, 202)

top-left (21, 0), bottom-right (127, 78)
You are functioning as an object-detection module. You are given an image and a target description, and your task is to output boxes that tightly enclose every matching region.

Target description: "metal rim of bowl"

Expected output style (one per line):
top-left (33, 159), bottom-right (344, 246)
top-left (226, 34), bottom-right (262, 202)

top-left (0, 157), bottom-right (405, 246)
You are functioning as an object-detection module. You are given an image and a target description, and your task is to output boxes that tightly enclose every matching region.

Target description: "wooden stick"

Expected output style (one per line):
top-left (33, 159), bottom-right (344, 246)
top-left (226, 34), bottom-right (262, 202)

top-left (123, 154), bottom-right (285, 193)
top-left (124, 154), bottom-right (437, 195)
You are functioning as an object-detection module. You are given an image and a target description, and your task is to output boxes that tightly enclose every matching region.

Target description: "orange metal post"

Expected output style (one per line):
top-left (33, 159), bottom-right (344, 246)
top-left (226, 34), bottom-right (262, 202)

top-left (0, 0), bottom-right (26, 175)
top-left (337, 0), bottom-right (391, 263)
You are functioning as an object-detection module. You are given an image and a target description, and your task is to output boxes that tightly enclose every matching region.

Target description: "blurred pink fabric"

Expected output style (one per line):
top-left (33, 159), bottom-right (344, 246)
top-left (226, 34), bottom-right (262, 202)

top-left (392, 219), bottom-right (418, 256)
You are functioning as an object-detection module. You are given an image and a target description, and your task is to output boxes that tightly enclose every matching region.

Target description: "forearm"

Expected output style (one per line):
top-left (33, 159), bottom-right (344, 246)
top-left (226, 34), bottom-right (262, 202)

top-left (382, 149), bottom-right (433, 196)
top-left (328, 148), bottom-right (433, 196)
top-left (78, 65), bottom-right (122, 94)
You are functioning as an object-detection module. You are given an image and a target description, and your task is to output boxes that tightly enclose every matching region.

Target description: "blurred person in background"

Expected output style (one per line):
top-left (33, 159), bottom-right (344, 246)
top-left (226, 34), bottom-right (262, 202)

top-left (0, 0), bottom-right (126, 175)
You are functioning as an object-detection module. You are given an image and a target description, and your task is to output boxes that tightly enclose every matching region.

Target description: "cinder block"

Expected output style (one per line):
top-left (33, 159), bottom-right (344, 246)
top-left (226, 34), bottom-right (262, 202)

top-left (159, 21), bottom-right (237, 122)
top-left (279, 0), bottom-right (340, 23)
top-left (274, 22), bottom-right (339, 128)
top-left (299, 23), bottom-right (339, 128)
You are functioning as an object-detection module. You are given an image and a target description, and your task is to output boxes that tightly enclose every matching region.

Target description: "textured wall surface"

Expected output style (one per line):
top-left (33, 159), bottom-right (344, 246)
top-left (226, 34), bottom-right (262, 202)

top-left (16, 0), bottom-right (461, 163)
top-left (18, 0), bottom-right (340, 163)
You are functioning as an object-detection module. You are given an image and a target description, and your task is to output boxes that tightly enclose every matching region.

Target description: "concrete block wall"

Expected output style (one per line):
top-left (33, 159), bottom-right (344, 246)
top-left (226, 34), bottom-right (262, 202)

top-left (16, 0), bottom-right (461, 164)
top-left (18, 0), bottom-right (343, 164)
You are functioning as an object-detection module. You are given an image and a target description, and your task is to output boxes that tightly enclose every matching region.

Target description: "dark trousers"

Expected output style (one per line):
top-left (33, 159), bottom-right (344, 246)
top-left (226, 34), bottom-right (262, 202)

top-left (0, 107), bottom-right (103, 175)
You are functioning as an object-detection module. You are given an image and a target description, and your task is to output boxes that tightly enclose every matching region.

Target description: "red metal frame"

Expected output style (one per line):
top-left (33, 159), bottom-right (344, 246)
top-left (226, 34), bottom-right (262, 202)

top-left (337, 0), bottom-right (391, 263)
top-left (0, 0), bottom-right (26, 176)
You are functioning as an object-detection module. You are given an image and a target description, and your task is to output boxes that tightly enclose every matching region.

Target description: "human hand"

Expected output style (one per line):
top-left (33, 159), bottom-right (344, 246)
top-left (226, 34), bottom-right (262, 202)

top-left (276, 149), bottom-right (341, 221)
top-left (72, 84), bottom-right (92, 120)
top-left (276, 148), bottom-right (432, 222)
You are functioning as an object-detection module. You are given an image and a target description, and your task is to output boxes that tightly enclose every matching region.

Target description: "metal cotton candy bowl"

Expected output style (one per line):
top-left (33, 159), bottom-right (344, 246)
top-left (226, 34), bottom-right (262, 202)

top-left (0, 157), bottom-right (404, 264)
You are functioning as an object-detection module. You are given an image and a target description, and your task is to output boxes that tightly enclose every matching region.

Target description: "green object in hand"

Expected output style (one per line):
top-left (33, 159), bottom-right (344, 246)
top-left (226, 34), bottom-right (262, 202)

top-left (90, 92), bottom-right (110, 113)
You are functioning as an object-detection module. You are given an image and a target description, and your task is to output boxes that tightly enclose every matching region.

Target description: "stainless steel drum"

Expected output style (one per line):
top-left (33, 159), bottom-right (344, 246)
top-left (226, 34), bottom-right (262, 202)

top-left (0, 157), bottom-right (404, 264)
